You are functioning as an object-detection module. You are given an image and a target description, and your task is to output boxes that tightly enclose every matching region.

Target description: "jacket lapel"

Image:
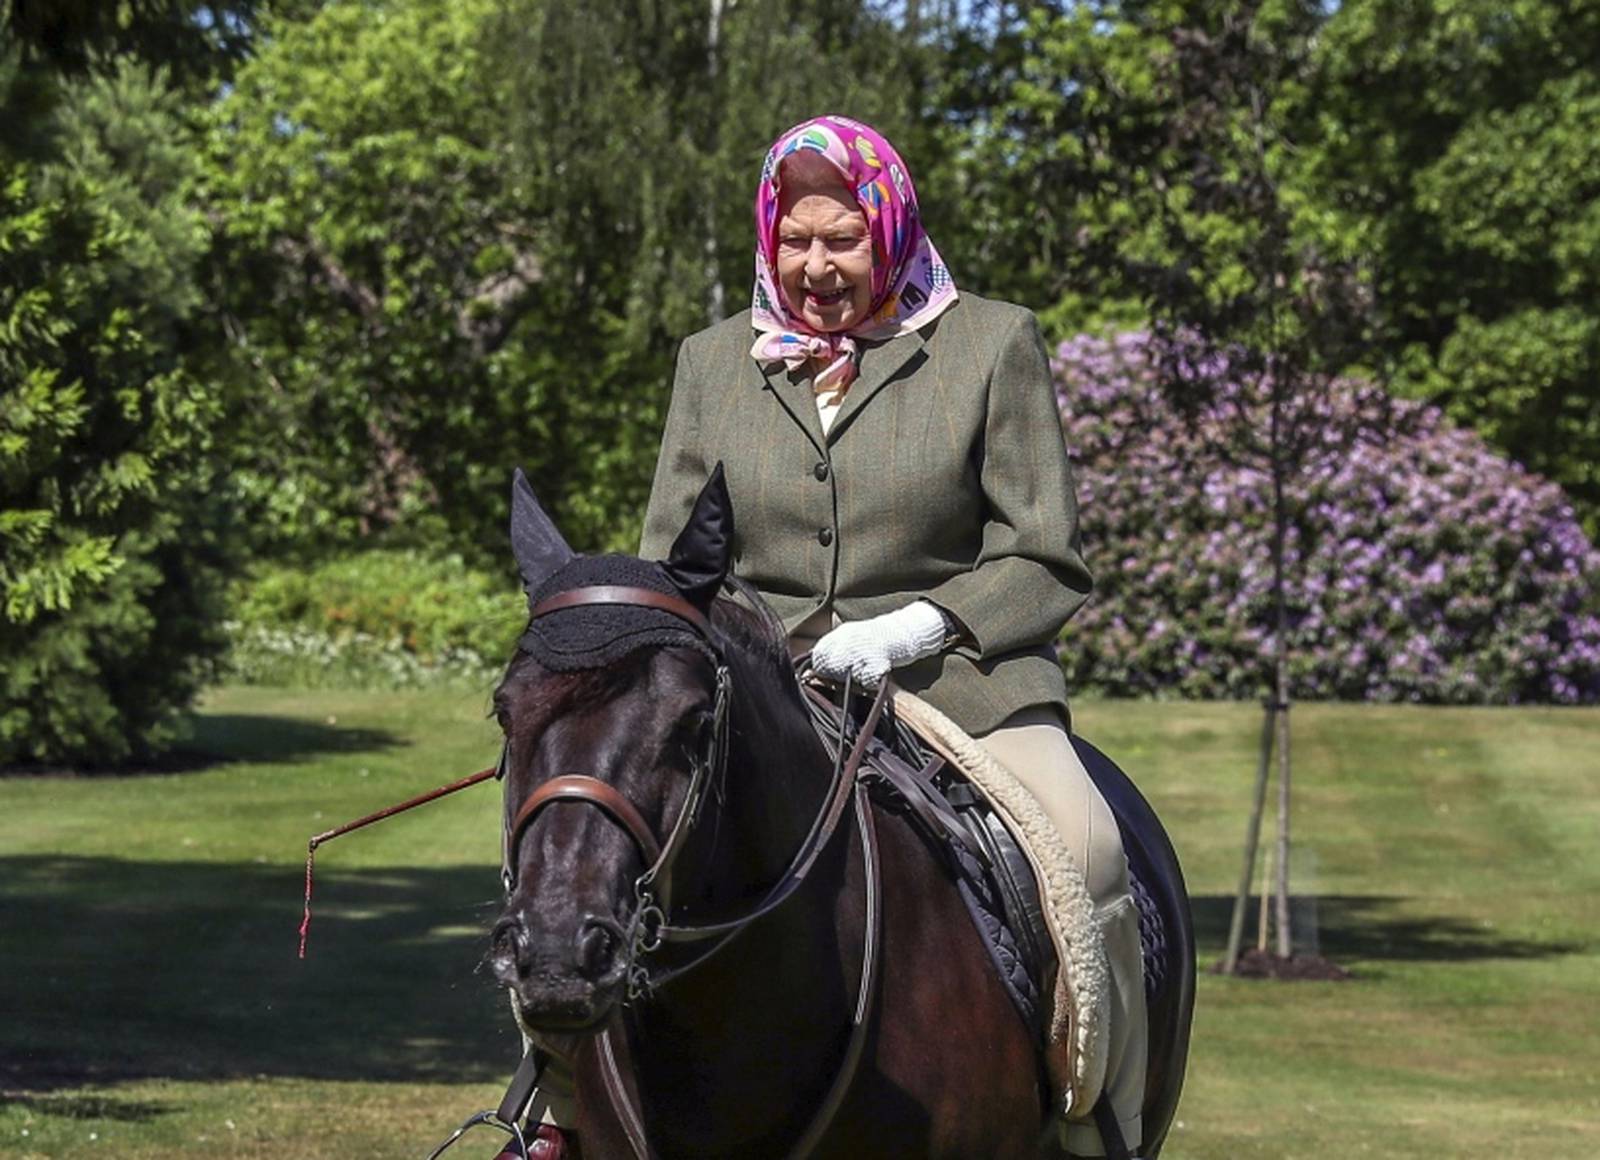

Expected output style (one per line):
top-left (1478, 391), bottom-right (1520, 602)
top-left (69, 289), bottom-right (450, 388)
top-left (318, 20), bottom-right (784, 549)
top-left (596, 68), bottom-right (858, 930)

top-left (825, 329), bottom-right (928, 445)
top-left (751, 326), bottom-right (928, 452)
top-left (756, 357), bottom-right (827, 457)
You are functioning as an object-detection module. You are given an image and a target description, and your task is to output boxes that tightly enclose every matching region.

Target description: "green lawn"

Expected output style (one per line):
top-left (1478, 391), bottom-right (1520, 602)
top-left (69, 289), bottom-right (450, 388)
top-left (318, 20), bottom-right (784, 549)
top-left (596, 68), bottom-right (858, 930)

top-left (2, 689), bottom-right (1597, 1157)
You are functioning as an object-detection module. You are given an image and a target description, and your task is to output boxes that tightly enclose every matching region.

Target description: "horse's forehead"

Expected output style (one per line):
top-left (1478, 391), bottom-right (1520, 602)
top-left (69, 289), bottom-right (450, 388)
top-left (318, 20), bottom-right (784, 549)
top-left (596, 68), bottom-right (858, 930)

top-left (502, 649), bottom-right (705, 738)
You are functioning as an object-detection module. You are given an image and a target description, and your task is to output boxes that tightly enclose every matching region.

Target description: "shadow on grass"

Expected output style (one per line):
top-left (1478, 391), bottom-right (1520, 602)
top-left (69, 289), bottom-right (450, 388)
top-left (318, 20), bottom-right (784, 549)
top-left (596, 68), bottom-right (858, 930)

top-left (0, 1092), bottom-right (172, 1123)
top-left (0, 855), bottom-right (516, 1093)
top-left (184, 713), bottom-right (408, 766)
top-left (14, 865), bottom-right (1579, 1097)
top-left (1190, 893), bottom-right (1587, 963)
top-left (2, 716), bottom-right (407, 778)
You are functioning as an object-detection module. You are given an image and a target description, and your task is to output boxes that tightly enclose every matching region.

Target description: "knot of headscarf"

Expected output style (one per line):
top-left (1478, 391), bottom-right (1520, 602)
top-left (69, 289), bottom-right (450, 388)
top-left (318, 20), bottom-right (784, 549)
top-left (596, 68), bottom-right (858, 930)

top-left (750, 115), bottom-right (958, 396)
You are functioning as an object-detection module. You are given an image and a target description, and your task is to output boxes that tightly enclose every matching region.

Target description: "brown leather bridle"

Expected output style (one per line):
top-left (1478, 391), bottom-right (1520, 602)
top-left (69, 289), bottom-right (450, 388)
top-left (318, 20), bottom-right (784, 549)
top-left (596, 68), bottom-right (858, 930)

top-left (483, 582), bottom-right (890, 1160)
top-left (501, 584), bottom-right (737, 994)
top-left (501, 584), bottom-right (883, 999)
top-left (507, 774), bottom-right (663, 869)
top-left (319, 580), bottom-right (887, 1160)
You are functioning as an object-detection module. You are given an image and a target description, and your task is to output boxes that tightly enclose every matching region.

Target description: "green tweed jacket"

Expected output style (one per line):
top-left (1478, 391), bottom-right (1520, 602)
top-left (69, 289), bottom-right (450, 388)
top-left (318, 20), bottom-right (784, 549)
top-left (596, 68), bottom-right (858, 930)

top-left (639, 292), bottom-right (1093, 735)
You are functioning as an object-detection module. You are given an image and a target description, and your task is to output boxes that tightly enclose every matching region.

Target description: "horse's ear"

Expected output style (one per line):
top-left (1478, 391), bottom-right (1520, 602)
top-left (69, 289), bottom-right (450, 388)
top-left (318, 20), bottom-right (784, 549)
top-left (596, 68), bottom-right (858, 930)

top-left (660, 462), bottom-right (734, 608)
top-left (510, 467), bottom-right (575, 597)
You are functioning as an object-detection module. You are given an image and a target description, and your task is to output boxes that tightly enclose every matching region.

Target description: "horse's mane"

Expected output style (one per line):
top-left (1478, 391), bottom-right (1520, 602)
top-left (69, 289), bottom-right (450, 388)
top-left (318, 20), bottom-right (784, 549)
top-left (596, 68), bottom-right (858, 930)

top-left (709, 576), bottom-right (789, 665)
top-left (707, 575), bottom-right (807, 715)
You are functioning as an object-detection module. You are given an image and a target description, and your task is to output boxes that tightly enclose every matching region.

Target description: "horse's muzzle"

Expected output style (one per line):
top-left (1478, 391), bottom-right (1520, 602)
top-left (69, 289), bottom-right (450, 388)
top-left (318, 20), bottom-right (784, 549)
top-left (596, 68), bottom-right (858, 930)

top-left (489, 908), bottom-right (628, 1031)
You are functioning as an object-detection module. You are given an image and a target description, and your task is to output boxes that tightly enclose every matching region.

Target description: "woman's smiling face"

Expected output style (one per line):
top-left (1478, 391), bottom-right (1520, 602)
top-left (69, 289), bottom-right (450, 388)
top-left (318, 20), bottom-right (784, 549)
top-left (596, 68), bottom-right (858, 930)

top-left (774, 161), bottom-right (874, 334)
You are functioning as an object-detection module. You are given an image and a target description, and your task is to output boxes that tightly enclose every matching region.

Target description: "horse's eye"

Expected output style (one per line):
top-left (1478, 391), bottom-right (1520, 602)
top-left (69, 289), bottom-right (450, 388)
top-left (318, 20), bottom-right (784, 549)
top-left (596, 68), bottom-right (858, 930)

top-left (677, 711), bottom-right (714, 759)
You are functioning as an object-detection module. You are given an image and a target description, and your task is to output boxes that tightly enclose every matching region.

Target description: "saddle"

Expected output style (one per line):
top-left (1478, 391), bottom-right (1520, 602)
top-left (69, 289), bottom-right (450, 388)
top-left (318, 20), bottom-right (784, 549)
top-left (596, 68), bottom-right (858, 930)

top-left (802, 678), bottom-right (1194, 1152)
top-left (801, 684), bottom-right (1056, 1033)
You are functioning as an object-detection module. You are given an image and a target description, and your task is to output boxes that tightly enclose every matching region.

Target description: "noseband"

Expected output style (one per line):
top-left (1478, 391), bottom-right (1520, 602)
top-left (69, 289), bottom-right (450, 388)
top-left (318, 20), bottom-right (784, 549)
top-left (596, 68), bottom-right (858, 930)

top-left (508, 775), bottom-right (663, 868)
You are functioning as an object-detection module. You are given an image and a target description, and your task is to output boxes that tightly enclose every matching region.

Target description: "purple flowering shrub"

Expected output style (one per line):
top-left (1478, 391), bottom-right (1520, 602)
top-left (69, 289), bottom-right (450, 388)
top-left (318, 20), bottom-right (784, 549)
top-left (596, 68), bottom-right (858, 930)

top-left (1055, 333), bottom-right (1600, 703)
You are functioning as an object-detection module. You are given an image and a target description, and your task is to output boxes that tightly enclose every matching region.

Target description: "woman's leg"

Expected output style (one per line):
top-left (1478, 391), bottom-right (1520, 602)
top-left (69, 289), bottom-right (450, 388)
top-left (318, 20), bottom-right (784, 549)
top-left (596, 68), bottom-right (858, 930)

top-left (974, 706), bottom-right (1148, 1158)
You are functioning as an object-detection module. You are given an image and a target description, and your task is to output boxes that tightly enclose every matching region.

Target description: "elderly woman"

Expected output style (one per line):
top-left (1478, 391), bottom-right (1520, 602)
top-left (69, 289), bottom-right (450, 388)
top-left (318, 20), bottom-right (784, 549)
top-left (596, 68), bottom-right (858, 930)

top-left (636, 115), bottom-right (1148, 1158)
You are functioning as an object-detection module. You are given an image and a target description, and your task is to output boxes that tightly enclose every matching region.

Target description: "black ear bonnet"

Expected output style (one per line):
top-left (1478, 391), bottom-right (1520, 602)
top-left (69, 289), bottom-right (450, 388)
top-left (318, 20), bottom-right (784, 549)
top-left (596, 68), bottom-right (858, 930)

top-left (520, 555), bottom-right (716, 672)
top-left (511, 463), bottom-right (733, 671)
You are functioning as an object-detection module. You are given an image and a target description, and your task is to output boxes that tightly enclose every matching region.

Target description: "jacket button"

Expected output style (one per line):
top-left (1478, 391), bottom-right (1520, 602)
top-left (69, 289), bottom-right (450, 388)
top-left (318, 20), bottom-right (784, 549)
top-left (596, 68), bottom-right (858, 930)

top-left (813, 462), bottom-right (830, 482)
top-left (817, 527), bottom-right (834, 547)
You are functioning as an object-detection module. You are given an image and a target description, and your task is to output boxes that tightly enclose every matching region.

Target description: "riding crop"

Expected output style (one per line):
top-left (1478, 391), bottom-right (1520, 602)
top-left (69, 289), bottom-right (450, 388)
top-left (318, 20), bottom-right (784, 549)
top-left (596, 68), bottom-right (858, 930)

top-left (297, 762), bottom-right (500, 958)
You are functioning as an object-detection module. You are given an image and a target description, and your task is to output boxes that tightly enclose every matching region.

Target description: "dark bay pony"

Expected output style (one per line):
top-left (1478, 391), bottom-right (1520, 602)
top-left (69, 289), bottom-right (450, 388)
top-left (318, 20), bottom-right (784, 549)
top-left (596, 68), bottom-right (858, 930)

top-left (487, 467), bottom-right (1191, 1159)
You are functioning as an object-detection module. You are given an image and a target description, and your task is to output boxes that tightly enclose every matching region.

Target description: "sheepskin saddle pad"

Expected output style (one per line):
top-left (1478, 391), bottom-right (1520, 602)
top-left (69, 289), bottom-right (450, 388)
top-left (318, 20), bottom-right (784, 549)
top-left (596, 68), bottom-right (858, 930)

top-left (886, 690), bottom-right (1112, 1121)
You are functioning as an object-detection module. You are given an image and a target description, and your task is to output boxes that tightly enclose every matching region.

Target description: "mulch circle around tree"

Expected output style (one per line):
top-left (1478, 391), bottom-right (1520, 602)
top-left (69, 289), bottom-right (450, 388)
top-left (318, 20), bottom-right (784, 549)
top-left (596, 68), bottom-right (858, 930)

top-left (1213, 949), bottom-right (1353, 981)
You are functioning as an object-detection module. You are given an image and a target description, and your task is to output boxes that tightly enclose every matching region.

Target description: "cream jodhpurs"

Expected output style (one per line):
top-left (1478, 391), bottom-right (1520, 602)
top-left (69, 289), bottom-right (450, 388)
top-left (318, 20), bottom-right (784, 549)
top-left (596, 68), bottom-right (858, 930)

top-left (972, 705), bottom-right (1148, 1156)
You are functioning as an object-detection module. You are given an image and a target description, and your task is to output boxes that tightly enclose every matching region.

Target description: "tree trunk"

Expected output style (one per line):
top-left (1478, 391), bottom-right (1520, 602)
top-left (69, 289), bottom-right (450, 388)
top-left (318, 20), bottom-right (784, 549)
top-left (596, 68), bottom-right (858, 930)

top-left (1256, 826), bottom-right (1273, 952)
top-left (1273, 676), bottom-right (1293, 958)
top-left (703, 0), bottom-right (726, 323)
top-left (1270, 425), bottom-right (1294, 959)
top-left (1222, 701), bottom-right (1276, 972)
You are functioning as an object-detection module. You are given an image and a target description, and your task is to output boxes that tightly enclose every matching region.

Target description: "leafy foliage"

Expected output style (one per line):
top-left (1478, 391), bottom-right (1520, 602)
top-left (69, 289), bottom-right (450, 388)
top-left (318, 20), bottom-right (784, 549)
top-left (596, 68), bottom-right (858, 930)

top-left (7, 0), bottom-right (1600, 760)
top-left (1057, 333), bottom-right (1600, 704)
top-left (0, 57), bottom-right (229, 765)
top-left (1, 0), bottom-right (264, 87)
top-left (205, 0), bottom-right (934, 560)
top-left (1274, 0), bottom-right (1600, 531)
top-left (225, 549), bottom-right (523, 689)
top-left (968, 0), bottom-right (1600, 532)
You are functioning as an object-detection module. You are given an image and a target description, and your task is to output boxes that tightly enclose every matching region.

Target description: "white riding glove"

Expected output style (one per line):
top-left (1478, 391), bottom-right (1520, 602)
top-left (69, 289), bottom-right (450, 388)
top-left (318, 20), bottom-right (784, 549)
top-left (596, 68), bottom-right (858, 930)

top-left (810, 601), bottom-right (950, 688)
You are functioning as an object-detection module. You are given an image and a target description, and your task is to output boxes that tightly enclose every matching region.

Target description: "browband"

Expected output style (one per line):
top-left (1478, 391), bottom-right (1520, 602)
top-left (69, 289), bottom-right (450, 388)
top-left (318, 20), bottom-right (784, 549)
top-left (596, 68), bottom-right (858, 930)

top-left (528, 585), bottom-right (713, 639)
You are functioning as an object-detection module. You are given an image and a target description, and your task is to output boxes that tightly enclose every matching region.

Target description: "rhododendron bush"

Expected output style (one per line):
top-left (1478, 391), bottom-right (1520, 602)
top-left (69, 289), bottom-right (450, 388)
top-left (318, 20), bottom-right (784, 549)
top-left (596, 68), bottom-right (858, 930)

top-left (1054, 334), bottom-right (1600, 704)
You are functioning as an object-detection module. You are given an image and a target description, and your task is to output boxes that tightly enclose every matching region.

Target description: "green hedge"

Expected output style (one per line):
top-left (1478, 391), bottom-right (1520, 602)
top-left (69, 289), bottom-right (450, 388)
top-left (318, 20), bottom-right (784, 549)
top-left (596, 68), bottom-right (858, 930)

top-left (225, 550), bottom-right (525, 689)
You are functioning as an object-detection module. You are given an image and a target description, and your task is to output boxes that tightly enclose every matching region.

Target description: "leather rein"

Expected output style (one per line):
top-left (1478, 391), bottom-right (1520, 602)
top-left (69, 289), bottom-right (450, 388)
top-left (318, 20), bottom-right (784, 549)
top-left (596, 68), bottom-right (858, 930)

top-left (501, 584), bottom-right (888, 1160)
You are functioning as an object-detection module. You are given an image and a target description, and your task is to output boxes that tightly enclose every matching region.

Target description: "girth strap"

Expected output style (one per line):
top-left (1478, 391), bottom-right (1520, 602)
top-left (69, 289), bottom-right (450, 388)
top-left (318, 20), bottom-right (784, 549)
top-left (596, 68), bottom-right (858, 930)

top-left (1091, 1091), bottom-right (1133, 1160)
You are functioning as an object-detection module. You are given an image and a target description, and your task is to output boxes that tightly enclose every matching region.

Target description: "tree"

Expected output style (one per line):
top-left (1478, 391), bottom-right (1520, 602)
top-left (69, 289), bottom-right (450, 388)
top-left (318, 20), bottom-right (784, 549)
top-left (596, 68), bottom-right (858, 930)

top-left (2, 0), bottom-right (263, 84)
top-left (957, 0), bottom-right (1600, 543)
top-left (206, 0), bottom-right (940, 561)
top-left (1307, 0), bottom-right (1600, 535)
top-left (1005, 0), bottom-right (1382, 968)
top-left (1, 55), bottom-right (231, 765)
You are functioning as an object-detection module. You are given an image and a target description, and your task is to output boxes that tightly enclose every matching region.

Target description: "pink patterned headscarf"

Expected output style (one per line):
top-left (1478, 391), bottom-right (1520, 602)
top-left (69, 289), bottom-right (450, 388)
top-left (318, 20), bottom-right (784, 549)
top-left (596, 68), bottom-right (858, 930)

top-left (750, 115), bottom-right (958, 396)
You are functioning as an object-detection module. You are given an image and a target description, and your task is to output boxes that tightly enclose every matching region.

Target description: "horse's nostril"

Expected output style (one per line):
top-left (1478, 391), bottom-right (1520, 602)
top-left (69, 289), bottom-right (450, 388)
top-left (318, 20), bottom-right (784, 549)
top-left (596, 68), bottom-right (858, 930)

top-left (575, 917), bottom-right (621, 980)
top-left (491, 917), bottom-right (524, 966)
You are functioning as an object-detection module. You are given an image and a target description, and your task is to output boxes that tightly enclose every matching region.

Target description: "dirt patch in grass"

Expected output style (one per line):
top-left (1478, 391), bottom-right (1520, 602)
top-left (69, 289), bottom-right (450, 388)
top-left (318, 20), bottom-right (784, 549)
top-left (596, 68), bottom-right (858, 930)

top-left (1214, 948), bottom-right (1354, 980)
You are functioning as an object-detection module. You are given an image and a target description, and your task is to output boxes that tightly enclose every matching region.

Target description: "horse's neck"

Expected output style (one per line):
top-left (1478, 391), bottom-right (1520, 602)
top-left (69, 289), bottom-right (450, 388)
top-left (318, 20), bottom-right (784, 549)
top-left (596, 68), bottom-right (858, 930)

top-left (699, 650), bottom-right (832, 900)
top-left (620, 650), bottom-right (854, 1154)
